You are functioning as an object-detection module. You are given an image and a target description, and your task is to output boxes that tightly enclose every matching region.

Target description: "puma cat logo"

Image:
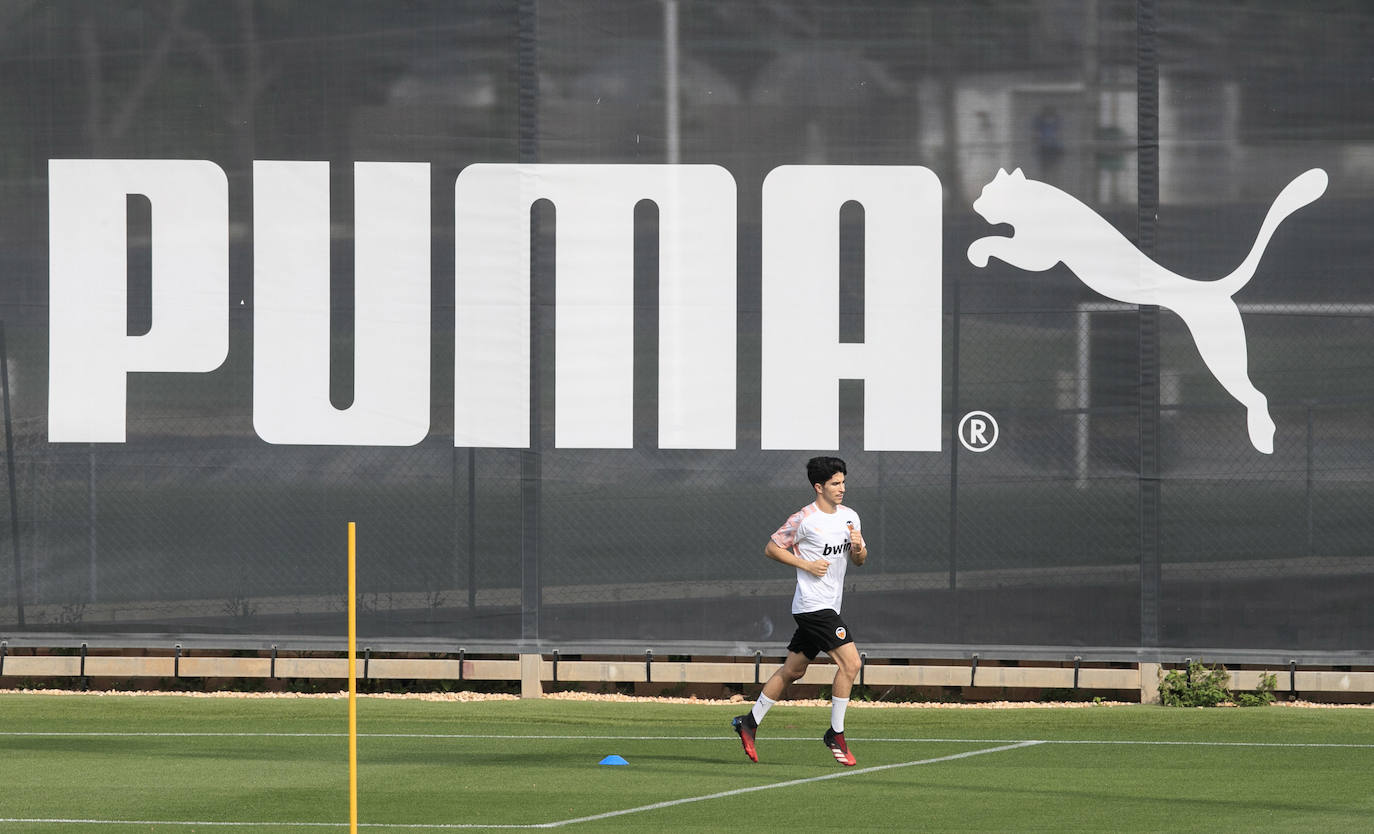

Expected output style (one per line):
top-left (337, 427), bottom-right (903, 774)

top-left (967, 167), bottom-right (1328, 454)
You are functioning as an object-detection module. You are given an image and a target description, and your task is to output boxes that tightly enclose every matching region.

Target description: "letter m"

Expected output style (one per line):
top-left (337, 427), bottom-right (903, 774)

top-left (454, 164), bottom-right (736, 449)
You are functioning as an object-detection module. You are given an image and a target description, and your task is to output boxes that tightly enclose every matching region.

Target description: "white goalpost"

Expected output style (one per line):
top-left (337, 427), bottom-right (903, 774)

top-left (1071, 301), bottom-right (1374, 487)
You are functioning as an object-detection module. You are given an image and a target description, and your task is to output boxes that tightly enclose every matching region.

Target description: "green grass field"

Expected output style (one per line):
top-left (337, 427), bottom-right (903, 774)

top-left (1, 694), bottom-right (1372, 831)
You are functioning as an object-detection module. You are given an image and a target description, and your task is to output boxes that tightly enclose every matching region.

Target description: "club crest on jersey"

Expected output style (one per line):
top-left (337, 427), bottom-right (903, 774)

top-left (835, 627), bottom-right (847, 640)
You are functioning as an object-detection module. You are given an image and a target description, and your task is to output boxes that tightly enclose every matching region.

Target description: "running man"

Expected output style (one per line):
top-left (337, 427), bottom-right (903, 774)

top-left (734, 456), bottom-right (867, 766)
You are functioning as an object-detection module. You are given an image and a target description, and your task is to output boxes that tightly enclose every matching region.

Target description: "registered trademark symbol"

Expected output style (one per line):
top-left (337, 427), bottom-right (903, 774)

top-left (958, 411), bottom-right (999, 452)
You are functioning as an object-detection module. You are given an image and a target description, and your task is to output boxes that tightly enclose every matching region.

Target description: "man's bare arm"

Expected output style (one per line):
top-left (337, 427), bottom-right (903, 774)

top-left (847, 523), bottom-right (867, 566)
top-left (765, 539), bottom-right (829, 577)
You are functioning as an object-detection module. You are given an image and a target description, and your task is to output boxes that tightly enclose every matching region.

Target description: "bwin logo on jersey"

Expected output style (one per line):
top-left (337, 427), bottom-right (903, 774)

top-left (821, 542), bottom-right (852, 557)
top-left (968, 167), bottom-right (1328, 454)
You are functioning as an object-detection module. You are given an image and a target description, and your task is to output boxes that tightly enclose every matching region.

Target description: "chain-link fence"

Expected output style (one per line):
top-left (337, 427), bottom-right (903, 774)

top-left (1, 1), bottom-right (1372, 661)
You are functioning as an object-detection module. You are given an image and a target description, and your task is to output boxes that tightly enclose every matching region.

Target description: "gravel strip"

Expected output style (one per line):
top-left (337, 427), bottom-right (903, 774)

top-left (1, 688), bottom-right (1367, 707)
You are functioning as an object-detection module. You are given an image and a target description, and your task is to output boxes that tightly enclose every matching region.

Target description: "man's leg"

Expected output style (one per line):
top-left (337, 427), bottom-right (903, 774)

top-left (822, 642), bottom-right (861, 766)
top-left (827, 642), bottom-right (861, 702)
top-left (734, 651), bottom-right (810, 762)
top-left (761, 651), bottom-right (810, 704)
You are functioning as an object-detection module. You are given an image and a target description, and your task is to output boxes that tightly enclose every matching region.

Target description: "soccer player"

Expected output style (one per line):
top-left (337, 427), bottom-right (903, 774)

top-left (733, 456), bottom-right (867, 766)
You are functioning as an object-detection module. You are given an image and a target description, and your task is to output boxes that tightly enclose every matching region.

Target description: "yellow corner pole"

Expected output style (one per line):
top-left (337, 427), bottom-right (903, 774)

top-left (348, 521), bottom-right (358, 833)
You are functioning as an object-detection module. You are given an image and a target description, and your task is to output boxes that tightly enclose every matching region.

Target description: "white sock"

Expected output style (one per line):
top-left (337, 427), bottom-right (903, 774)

top-left (830, 696), bottom-right (849, 733)
top-left (751, 692), bottom-right (775, 725)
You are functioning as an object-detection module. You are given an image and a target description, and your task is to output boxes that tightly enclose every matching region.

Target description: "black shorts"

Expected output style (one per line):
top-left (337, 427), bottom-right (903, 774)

top-left (787, 609), bottom-right (855, 660)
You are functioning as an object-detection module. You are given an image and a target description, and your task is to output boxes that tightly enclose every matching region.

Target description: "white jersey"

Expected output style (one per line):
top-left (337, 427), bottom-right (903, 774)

top-left (770, 502), bottom-right (862, 615)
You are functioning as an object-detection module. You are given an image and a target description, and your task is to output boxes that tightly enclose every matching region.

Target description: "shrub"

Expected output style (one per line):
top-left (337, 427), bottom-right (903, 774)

top-left (1232, 673), bottom-right (1278, 707)
top-left (1158, 661), bottom-right (1276, 707)
top-left (1159, 661), bottom-right (1231, 707)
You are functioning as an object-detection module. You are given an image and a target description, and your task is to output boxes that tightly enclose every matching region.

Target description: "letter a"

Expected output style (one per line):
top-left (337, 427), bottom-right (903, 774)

top-left (761, 166), bottom-right (942, 451)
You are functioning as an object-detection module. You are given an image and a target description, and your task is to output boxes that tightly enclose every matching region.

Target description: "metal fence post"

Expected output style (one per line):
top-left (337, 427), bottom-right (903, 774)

top-left (0, 321), bottom-right (23, 627)
top-left (1136, 0), bottom-right (1162, 651)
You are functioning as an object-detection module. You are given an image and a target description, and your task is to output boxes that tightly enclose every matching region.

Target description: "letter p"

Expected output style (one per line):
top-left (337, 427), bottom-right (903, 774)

top-left (49, 160), bottom-right (228, 442)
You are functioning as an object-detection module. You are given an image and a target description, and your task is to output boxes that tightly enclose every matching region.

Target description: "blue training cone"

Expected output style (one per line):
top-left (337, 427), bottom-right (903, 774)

top-left (598, 755), bottom-right (629, 766)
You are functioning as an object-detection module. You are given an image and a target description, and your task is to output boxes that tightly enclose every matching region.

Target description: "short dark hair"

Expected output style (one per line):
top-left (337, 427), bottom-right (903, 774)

top-left (806, 456), bottom-right (846, 487)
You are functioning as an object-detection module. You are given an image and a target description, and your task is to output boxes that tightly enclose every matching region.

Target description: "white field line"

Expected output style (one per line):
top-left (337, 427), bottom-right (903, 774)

top-left (531, 741), bottom-right (1044, 829)
top-left (0, 741), bottom-right (1044, 831)
top-left (2, 730), bottom-right (1374, 749)
top-left (4, 735), bottom-right (1371, 831)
